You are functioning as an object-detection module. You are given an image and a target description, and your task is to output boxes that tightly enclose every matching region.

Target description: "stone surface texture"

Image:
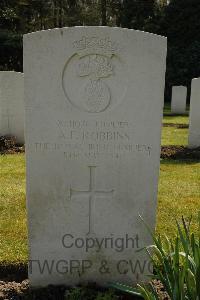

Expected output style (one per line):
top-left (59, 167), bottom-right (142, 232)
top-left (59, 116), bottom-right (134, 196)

top-left (24, 27), bottom-right (167, 287)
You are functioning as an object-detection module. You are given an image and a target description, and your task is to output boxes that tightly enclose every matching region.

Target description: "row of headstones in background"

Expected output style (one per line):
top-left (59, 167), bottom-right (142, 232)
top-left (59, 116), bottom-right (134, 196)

top-left (0, 71), bottom-right (24, 144)
top-left (171, 85), bottom-right (187, 114)
top-left (170, 83), bottom-right (200, 148)
top-left (24, 27), bottom-right (167, 287)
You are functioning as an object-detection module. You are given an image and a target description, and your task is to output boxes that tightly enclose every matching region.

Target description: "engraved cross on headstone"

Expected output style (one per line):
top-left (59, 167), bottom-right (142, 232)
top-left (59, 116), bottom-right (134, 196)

top-left (70, 166), bottom-right (114, 235)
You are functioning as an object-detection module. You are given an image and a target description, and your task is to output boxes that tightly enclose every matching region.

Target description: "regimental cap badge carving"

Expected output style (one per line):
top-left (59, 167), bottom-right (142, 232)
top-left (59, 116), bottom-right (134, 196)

top-left (62, 35), bottom-right (126, 114)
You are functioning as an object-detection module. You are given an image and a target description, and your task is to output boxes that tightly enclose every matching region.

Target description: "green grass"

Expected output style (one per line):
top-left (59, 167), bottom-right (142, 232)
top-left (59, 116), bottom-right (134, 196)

top-left (157, 160), bottom-right (200, 237)
top-left (163, 115), bottom-right (189, 125)
top-left (0, 114), bottom-right (199, 265)
top-left (0, 154), bottom-right (27, 263)
top-left (162, 113), bottom-right (189, 146)
top-left (161, 127), bottom-right (188, 145)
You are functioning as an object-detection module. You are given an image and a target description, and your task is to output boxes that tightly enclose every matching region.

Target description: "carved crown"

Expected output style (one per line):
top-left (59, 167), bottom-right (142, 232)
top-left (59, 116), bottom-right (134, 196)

top-left (73, 36), bottom-right (118, 57)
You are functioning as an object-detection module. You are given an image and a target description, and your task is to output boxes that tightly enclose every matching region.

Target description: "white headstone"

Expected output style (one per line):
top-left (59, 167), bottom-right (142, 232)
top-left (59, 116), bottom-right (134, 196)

top-left (24, 27), bottom-right (167, 287)
top-left (0, 71), bottom-right (24, 144)
top-left (188, 78), bottom-right (200, 148)
top-left (171, 86), bottom-right (187, 114)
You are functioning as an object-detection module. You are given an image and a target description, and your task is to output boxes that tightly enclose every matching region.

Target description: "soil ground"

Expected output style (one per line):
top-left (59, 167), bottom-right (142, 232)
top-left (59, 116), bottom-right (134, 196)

top-left (0, 264), bottom-right (169, 299)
